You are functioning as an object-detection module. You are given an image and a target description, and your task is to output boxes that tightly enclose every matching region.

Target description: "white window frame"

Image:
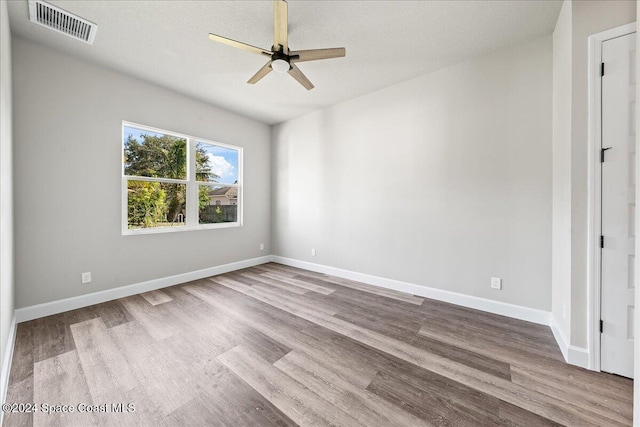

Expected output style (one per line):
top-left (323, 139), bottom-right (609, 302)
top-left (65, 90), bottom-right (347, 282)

top-left (122, 121), bottom-right (243, 235)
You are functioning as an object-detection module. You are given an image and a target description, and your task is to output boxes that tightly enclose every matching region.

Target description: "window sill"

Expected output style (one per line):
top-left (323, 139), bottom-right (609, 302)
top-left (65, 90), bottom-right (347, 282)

top-left (122, 222), bottom-right (241, 236)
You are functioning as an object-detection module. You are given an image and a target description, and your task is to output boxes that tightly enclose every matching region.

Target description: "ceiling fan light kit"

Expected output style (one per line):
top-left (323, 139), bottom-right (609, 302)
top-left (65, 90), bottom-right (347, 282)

top-left (208, 0), bottom-right (345, 90)
top-left (271, 58), bottom-right (290, 73)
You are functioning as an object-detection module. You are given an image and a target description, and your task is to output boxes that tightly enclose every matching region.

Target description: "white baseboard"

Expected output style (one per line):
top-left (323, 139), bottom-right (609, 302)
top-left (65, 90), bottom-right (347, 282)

top-left (272, 256), bottom-right (551, 326)
top-left (15, 256), bottom-right (272, 323)
top-left (549, 314), bottom-right (569, 361)
top-left (1, 315), bottom-right (17, 424)
top-left (568, 345), bottom-right (589, 368)
top-left (549, 314), bottom-right (589, 369)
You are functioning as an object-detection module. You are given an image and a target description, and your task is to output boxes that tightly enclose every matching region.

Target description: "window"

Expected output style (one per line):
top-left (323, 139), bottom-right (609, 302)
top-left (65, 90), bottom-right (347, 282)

top-left (122, 122), bottom-right (242, 234)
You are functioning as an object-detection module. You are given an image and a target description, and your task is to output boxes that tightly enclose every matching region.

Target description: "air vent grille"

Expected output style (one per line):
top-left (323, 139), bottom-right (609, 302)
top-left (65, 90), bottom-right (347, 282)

top-left (28, 0), bottom-right (97, 44)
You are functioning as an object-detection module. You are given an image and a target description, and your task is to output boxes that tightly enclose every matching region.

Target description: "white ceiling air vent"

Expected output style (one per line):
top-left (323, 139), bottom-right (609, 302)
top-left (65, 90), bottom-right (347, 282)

top-left (28, 0), bottom-right (97, 45)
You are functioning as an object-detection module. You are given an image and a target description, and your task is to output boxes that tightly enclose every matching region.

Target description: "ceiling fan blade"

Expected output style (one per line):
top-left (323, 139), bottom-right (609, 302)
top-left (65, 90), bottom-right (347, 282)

top-left (248, 61), bottom-right (273, 84)
top-left (274, 0), bottom-right (288, 53)
top-left (290, 48), bottom-right (346, 63)
top-left (208, 33), bottom-right (272, 57)
top-left (288, 64), bottom-right (314, 90)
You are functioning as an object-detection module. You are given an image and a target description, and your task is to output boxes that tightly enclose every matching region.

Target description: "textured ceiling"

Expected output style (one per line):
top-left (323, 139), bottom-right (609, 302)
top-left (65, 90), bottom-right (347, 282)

top-left (7, 1), bottom-right (562, 125)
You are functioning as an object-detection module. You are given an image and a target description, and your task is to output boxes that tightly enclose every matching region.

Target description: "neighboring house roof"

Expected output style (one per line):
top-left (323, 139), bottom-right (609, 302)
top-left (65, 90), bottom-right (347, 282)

top-left (208, 186), bottom-right (237, 197)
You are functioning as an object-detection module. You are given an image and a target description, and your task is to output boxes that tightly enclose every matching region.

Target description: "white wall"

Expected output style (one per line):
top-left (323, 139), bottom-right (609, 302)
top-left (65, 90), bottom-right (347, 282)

top-left (11, 37), bottom-right (271, 308)
top-left (0, 0), bottom-right (15, 403)
top-left (273, 36), bottom-right (552, 311)
top-left (551, 0), bottom-right (573, 349)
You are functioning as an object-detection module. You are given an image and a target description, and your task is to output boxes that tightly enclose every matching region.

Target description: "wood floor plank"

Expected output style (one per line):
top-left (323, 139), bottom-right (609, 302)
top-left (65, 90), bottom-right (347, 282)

top-left (335, 308), bottom-right (512, 381)
top-left (118, 295), bottom-right (182, 341)
top-left (70, 318), bottom-right (140, 400)
top-left (421, 309), bottom-right (562, 356)
top-left (172, 287), bottom-right (292, 364)
top-left (419, 320), bottom-right (564, 365)
top-left (92, 300), bottom-right (134, 329)
top-left (210, 278), bottom-right (345, 335)
top-left (185, 282), bottom-right (381, 389)
top-left (329, 290), bottom-right (425, 331)
top-left (251, 284), bottom-right (338, 317)
top-left (328, 285), bottom-right (427, 318)
top-left (421, 298), bottom-right (558, 343)
top-left (115, 386), bottom-right (165, 427)
top-left (195, 279), bottom-right (319, 334)
top-left (252, 264), bottom-right (300, 277)
top-left (3, 376), bottom-right (34, 427)
top-left (233, 272), bottom-right (310, 295)
top-left (274, 350), bottom-right (433, 427)
top-left (166, 364), bottom-right (297, 427)
top-left (154, 285), bottom-right (240, 353)
top-left (304, 274), bottom-right (425, 305)
top-left (241, 265), bottom-right (273, 274)
top-left (30, 310), bottom-right (97, 363)
top-left (512, 361), bottom-right (633, 403)
top-left (367, 368), bottom-right (502, 426)
top-left (261, 263), bottom-right (330, 279)
top-left (510, 366), bottom-right (632, 424)
top-left (139, 290), bottom-right (173, 306)
top-left (211, 276), bottom-right (338, 317)
top-left (258, 272), bottom-right (336, 295)
top-left (33, 350), bottom-right (100, 427)
top-left (498, 400), bottom-right (562, 427)
top-left (418, 322), bottom-right (632, 406)
top-left (8, 323), bottom-right (35, 385)
top-left (105, 321), bottom-right (199, 417)
top-left (334, 309), bottom-right (422, 341)
top-left (412, 334), bottom-right (512, 381)
top-left (238, 327), bottom-right (292, 365)
top-left (420, 305), bottom-right (561, 348)
top-left (218, 345), bottom-right (367, 427)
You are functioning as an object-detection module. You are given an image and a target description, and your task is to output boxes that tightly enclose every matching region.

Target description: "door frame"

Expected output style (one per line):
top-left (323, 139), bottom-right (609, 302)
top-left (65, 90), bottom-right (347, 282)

top-left (587, 22), bottom-right (636, 372)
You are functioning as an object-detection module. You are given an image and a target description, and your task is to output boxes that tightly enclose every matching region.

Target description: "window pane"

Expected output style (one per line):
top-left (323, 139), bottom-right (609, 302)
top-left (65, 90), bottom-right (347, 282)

top-left (127, 180), bottom-right (186, 229)
top-left (123, 126), bottom-right (187, 180)
top-left (199, 185), bottom-right (238, 224)
top-left (196, 142), bottom-right (239, 184)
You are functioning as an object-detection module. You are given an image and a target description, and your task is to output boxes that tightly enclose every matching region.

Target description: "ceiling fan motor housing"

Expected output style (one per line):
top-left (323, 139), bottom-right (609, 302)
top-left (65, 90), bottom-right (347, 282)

top-left (208, 0), bottom-right (345, 90)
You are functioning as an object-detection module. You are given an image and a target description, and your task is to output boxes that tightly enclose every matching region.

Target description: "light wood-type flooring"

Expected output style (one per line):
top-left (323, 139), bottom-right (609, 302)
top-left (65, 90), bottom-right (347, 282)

top-left (3, 263), bottom-right (633, 426)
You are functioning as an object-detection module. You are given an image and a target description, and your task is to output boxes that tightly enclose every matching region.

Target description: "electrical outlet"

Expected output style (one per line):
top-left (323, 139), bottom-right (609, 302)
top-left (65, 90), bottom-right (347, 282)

top-left (311, 248), bottom-right (316, 256)
top-left (491, 277), bottom-right (501, 290)
top-left (260, 243), bottom-right (264, 251)
top-left (82, 272), bottom-right (92, 284)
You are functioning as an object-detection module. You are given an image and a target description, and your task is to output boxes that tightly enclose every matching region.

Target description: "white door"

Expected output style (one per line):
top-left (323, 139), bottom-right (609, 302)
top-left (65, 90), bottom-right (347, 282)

top-left (601, 32), bottom-right (636, 379)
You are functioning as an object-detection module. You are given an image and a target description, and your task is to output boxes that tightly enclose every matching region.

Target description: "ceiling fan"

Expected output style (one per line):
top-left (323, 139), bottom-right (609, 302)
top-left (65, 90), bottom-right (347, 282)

top-left (208, 0), bottom-right (346, 90)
